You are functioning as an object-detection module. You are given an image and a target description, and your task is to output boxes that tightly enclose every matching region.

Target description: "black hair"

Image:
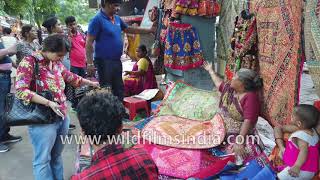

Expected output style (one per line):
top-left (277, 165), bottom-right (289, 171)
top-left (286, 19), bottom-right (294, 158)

top-left (42, 34), bottom-right (70, 53)
top-left (237, 68), bottom-right (263, 91)
top-left (77, 90), bottom-right (125, 144)
top-left (241, 9), bottom-right (254, 20)
top-left (3, 27), bottom-right (12, 35)
top-left (102, 0), bottom-right (122, 8)
top-left (21, 25), bottom-right (33, 39)
top-left (65, 16), bottom-right (76, 25)
top-left (294, 104), bottom-right (320, 129)
top-left (42, 17), bottom-right (58, 34)
top-left (138, 44), bottom-right (148, 54)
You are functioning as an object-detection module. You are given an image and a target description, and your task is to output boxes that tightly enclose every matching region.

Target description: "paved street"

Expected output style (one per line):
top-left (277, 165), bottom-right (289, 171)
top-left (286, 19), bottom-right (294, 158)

top-left (0, 72), bottom-right (317, 180)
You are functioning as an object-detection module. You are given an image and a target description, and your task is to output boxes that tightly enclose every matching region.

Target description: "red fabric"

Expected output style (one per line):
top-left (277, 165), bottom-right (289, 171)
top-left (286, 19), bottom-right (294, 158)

top-left (314, 100), bottom-right (320, 111)
top-left (241, 91), bottom-right (260, 124)
top-left (143, 143), bottom-right (234, 179)
top-left (71, 144), bottom-right (158, 180)
top-left (69, 32), bottom-right (86, 68)
top-left (192, 155), bottom-right (235, 179)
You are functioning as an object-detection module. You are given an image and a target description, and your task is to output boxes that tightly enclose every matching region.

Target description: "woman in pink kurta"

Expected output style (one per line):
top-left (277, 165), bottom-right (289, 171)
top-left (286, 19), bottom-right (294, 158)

top-left (15, 34), bottom-right (98, 180)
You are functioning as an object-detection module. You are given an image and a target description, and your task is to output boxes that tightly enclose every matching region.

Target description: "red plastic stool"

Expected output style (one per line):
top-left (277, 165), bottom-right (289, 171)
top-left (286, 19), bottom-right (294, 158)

top-left (123, 97), bottom-right (150, 120)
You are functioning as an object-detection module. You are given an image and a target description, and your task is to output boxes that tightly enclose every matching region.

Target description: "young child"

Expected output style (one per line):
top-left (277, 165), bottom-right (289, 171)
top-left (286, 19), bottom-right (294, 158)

top-left (124, 45), bottom-right (157, 96)
top-left (274, 104), bottom-right (319, 179)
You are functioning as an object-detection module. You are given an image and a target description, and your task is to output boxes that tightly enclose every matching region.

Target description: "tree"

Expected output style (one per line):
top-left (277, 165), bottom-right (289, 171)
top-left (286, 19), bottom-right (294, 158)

top-left (3, 0), bottom-right (59, 28)
top-left (56, 0), bottom-right (96, 25)
top-left (3, 0), bottom-right (29, 16)
top-left (28, 0), bottom-right (59, 28)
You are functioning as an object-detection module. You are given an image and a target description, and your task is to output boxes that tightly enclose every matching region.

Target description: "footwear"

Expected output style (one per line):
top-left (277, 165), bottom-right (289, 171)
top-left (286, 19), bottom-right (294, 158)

top-left (0, 143), bottom-right (9, 153)
top-left (0, 134), bottom-right (22, 144)
top-left (69, 124), bottom-right (76, 130)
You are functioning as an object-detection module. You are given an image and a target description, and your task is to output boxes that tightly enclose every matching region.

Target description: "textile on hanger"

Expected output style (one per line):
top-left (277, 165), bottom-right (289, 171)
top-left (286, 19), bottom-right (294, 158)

top-left (164, 22), bottom-right (205, 71)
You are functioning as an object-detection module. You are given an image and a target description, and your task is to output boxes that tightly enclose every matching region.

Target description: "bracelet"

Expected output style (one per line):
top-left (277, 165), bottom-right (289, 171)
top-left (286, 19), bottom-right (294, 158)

top-left (87, 63), bottom-right (94, 66)
top-left (275, 138), bottom-right (283, 140)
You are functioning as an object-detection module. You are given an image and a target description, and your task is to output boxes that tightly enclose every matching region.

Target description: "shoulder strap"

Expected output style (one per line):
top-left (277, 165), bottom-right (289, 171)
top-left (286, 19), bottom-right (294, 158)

top-left (29, 55), bottom-right (41, 94)
top-left (290, 130), bottom-right (319, 146)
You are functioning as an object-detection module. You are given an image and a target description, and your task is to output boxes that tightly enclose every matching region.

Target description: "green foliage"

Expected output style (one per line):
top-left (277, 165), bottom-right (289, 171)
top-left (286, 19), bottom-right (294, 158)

top-left (56, 0), bottom-right (96, 25)
top-left (2, 0), bottom-right (29, 16)
top-left (30, 0), bottom-right (59, 28)
top-left (2, 0), bottom-right (59, 28)
top-left (2, 0), bottom-right (96, 28)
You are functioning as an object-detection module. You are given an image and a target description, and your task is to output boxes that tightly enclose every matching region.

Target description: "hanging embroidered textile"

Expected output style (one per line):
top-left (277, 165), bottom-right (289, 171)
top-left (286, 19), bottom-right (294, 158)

top-left (156, 81), bottom-right (220, 121)
top-left (255, 0), bottom-right (303, 126)
top-left (142, 114), bottom-right (226, 149)
top-left (310, 0), bottom-right (320, 61)
top-left (224, 10), bottom-right (258, 80)
top-left (216, 0), bottom-right (247, 76)
top-left (174, 0), bottom-right (221, 17)
top-left (164, 23), bottom-right (205, 71)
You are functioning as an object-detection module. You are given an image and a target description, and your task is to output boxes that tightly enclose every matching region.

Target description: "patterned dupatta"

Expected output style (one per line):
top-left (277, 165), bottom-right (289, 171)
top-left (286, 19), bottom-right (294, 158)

top-left (219, 83), bottom-right (244, 134)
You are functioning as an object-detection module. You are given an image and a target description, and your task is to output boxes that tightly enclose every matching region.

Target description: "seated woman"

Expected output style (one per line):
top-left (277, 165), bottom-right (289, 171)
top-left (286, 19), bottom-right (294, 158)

top-left (124, 45), bottom-right (157, 96)
top-left (203, 62), bottom-right (263, 163)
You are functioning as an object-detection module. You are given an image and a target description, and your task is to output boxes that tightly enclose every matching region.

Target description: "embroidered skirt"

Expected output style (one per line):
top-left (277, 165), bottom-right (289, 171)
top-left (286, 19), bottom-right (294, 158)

top-left (164, 23), bottom-right (204, 71)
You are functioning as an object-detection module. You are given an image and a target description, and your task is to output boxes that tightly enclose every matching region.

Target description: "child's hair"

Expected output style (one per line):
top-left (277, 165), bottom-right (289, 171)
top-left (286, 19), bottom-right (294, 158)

top-left (138, 45), bottom-right (147, 55)
top-left (294, 104), bottom-right (320, 129)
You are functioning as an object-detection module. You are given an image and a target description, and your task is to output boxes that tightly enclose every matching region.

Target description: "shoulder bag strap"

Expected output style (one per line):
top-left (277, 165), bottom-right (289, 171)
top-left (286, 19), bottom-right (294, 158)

top-left (30, 55), bottom-right (41, 94)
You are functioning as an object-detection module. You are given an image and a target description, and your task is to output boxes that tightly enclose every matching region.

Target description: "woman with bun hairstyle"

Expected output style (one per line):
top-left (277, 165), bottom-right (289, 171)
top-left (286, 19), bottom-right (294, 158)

top-left (203, 62), bottom-right (264, 163)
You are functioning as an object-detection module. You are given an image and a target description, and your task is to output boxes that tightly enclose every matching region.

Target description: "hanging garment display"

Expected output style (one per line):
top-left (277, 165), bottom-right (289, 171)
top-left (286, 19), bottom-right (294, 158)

top-left (197, 0), bottom-right (221, 17)
top-left (174, 0), bottom-right (220, 17)
top-left (216, 0), bottom-right (247, 75)
top-left (255, 0), bottom-right (303, 126)
top-left (164, 22), bottom-right (205, 71)
top-left (224, 9), bottom-right (258, 80)
top-left (175, 0), bottom-right (200, 16)
top-left (310, 0), bottom-right (320, 61)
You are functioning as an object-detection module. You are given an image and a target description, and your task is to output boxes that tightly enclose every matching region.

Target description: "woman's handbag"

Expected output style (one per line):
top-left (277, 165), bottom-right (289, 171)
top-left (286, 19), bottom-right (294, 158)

top-left (4, 56), bottom-right (61, 126)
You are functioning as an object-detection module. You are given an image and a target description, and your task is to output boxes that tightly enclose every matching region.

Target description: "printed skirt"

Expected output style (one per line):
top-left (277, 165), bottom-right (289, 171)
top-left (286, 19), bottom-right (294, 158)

top-left (164, 23), bottom-right (204, 71)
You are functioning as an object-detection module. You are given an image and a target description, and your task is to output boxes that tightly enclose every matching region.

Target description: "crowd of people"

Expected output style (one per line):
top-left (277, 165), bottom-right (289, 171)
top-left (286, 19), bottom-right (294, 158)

top-left (0, 0), bottom-right (319, 179)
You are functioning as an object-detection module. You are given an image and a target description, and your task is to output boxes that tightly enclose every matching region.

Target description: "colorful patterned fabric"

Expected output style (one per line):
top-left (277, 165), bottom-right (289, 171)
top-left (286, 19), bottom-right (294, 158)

top-left (156, 81), bottom-right (220, 121)
top-left (225, 13), bottom-right (258, 81)
top-left (255, 0), bottom-right (303, 126)
top-left (134, 116), bottom-right (154, 130)
top-left (175, 0), bottom-right (199, 16)
top-left (197, 0), bottom-right (220, 17)
top-left (71, 144), bottom-right (159, 180)
top-left (216, 0), bottom-right (246, 76)
top-left (220, 134), bottom-right (268, 165)
top-left (143, 143), bottom-right (234, 179)
top-left (164, 23), bottom-right (205, 71)
top-left (142, 114), bottom-right (226, 149)
top-left (15, 52), bottom-right (83, 114)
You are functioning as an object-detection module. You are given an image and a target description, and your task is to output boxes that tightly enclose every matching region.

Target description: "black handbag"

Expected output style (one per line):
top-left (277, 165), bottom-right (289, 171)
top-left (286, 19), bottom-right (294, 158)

top-left (4, 56), bottom-right (61, 126)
